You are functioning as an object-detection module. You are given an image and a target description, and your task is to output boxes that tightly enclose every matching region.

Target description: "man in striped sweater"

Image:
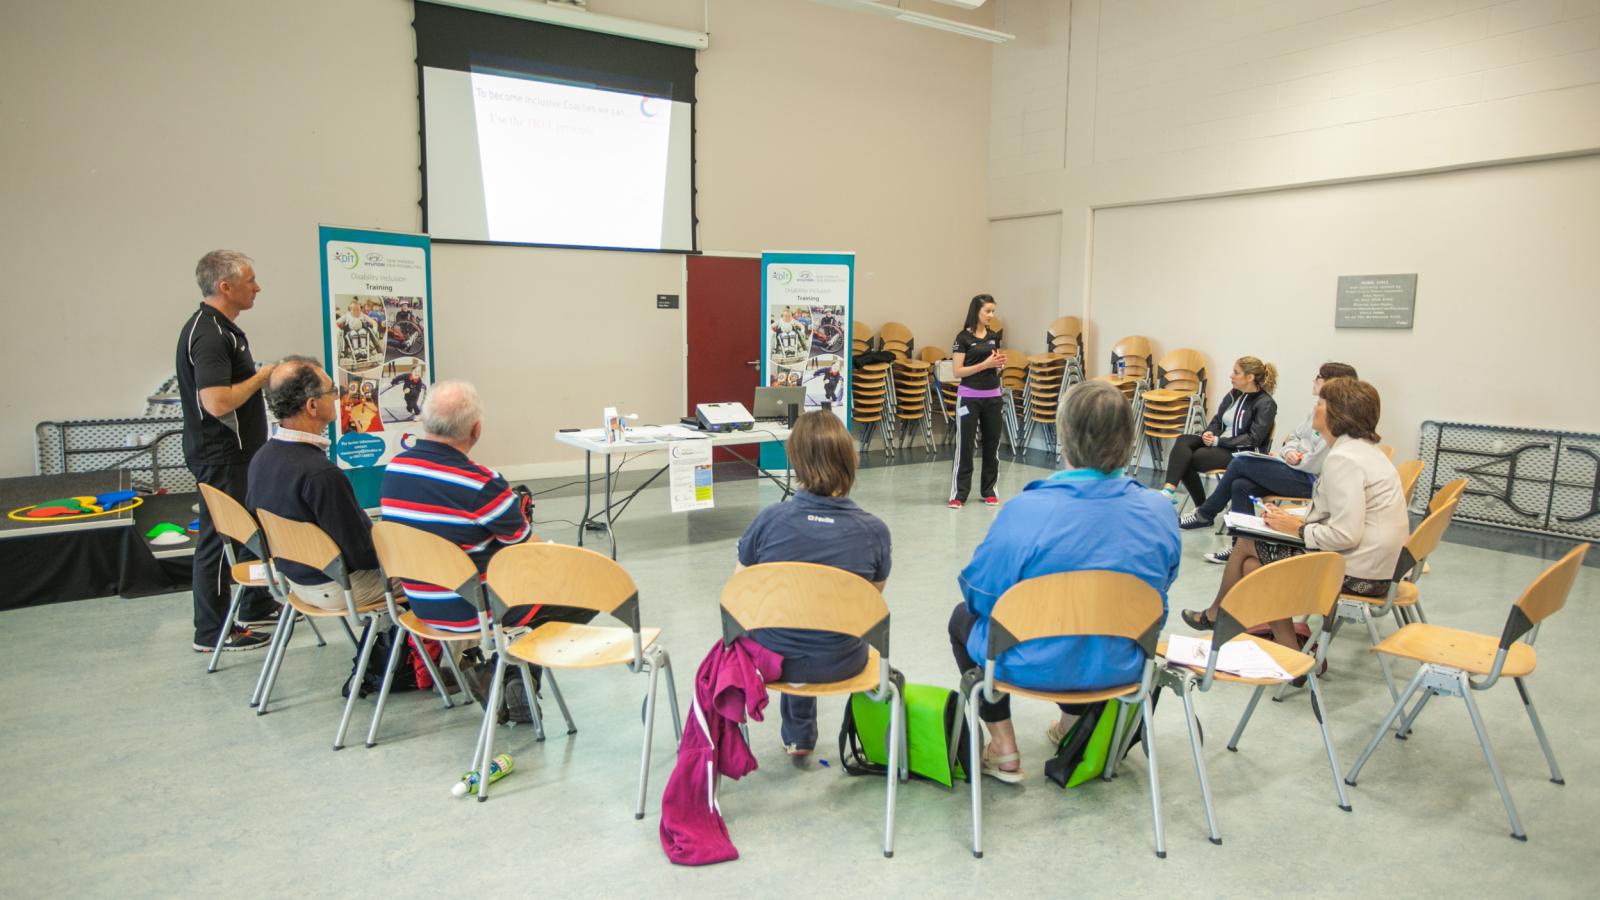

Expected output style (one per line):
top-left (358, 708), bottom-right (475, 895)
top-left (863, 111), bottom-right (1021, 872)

top-left (379, 381), bottom-right (593, 635)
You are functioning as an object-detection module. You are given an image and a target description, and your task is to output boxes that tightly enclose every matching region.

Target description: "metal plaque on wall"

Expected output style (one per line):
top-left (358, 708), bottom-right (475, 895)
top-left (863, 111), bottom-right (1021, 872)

top-left (1335, 274), bottom-right (1417, 329)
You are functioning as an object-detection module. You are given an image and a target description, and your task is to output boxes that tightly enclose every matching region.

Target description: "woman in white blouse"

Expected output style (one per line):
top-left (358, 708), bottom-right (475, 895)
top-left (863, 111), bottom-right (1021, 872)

top-left (1181, 377), bottom-right (1410, 649)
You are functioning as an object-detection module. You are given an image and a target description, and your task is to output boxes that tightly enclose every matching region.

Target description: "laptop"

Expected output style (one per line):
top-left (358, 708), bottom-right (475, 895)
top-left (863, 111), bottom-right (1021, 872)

top-left (753, 386), bottom-right (805, 421)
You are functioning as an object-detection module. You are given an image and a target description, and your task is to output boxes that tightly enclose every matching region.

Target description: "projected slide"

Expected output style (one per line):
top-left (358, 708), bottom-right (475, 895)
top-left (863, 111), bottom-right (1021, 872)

top-left (424, 68), bottom-right (693, 251)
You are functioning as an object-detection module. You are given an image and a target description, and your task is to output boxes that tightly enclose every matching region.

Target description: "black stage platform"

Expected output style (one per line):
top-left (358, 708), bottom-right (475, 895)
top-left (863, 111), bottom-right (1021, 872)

top-left (0, 471), bottom-right (190, 610)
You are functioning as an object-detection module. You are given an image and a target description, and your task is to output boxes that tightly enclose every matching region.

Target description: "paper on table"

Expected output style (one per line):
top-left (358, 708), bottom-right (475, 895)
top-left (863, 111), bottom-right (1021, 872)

top-left (1231, 450), bottom-right (1278, 461)
top-left (1165, 634), bottom-right (1293, 680)
top-left (247, 563), bottom-right (267, 582)
top-left (1223, 511), bottom-right (1305, 544)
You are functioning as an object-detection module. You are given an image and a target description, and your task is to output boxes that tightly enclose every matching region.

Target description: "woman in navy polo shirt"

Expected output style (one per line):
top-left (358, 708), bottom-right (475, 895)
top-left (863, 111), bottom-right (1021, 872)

top-left (736, 411), bottom-right (892, 756)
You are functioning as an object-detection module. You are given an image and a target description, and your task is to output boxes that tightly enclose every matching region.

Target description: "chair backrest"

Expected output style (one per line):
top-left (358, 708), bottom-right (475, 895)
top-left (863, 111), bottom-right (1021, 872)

top-left (1395, 459), bottom-right (1425, 504)
top-left (485, 542), bottom-right (642, 629)
top-left (986, 570), bottom-right (1164, 662)
top-left (1393, 499), bottom-right (1459, 582)
top-left (1429, 477), bottom-right (1468, 513)
top-left (370, 521), bottom-right (484, 610)
top-left (1512, 543), bottom-right (1589, 629)
top-left (1214, 551), bottom-right (1345, 646)
top-left (721, 562), bottom-right (890, 655)
top-left (1047, 316), bottom-right (1082, 357)
top-left (878, 322), bottom-right (912, 347)
top-left (918, 346), bottom-right (948, 364)
top-left (852, 320), bottom-right (872, 345)
top-left (1109, 336), bottom-right (1153, 378)
top-left (197, 483), bottom-right (262, 556)
top-left (255, 508), bottom-right (347, 586)
top-left (1377, 444), bottom-right (1395, 460)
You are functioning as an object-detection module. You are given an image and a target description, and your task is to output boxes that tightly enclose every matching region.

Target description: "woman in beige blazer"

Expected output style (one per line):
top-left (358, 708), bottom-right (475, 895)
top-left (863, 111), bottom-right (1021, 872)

top-left (1181, 378), bottom-right (1410, 649)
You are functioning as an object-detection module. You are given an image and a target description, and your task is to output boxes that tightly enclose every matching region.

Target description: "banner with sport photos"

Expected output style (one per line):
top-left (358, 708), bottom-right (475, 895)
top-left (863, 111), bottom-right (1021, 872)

top-left (759, 251), bottom-right (853, 469)
top-left (319, 226), bottom-right (435, 503)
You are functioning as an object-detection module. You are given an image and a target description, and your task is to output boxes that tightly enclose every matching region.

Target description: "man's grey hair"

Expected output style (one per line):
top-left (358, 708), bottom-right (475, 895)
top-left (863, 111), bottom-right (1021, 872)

top-left (1058, 380), bottom-right (1135, 474)
top-left (265, 355), bottom-right (328, 421)
top-left (195, 250), bottom-right (252, 297)
top-left (422, 381), bottom-right (482, 441)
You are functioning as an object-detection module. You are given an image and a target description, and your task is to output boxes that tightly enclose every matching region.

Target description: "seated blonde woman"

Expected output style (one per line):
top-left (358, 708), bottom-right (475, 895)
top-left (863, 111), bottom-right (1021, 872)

top-left (734, 412), bottom-right (892, 756)
top-left (1181, 378), bottom-right (1410, 649)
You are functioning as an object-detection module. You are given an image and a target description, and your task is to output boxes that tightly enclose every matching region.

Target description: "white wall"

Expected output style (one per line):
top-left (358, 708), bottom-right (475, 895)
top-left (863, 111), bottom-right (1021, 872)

top-left (1091, 155), bottom-right (1600, 460)
top-left (0, 0), bottom-right (992, 477)
top-left (989, 0), bottom-right (1600, 454)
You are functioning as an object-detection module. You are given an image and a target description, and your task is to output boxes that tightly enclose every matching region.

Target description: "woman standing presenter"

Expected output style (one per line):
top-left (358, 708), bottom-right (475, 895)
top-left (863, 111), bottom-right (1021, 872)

top-left (948, 294), bottom-right (1006, 509)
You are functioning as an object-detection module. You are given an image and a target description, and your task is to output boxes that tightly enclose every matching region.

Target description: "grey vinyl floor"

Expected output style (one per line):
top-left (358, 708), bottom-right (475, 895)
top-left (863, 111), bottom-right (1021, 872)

top-left (3, 453), bottom-right (1596, 898)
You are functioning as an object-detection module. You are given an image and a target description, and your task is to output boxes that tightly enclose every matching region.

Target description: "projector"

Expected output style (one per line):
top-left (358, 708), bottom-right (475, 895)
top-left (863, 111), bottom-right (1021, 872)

top-left (695, 402), bottom-right (754, 433)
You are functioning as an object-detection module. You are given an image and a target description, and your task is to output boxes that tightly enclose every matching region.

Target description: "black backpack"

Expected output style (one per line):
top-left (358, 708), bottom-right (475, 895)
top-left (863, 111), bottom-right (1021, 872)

top-left (342, 625), bottom-right (422, 699)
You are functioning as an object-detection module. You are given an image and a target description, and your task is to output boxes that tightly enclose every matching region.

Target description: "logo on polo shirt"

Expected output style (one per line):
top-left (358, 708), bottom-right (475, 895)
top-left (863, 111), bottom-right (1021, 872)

top-left (806, 514), bottom-right (835, 524)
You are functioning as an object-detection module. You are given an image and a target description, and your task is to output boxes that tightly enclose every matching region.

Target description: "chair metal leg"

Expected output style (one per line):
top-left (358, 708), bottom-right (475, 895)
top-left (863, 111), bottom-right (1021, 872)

top-left (411, 638), bottom-right (453, 709)
top-left (1306, 672), bottom-right (1352, 811)
top-left (1345, 665), bottom-right (1428, 785)
top-left (250, 607), bottom-right (291, 707)
top-left (966, 682), bottom-right (985, 858)
top-left (541, 668), bottom-right (577, 735)
top-left (339, 617), bottom-right (359, 648)
top-left (207, 585), bottom-right (242, 672)
top-left (1227, 686), bottom-right (1266, 752)
top-left (307, 615), bottom-right (327, 646)
top-left (1461, 679), bottom-right (1527, 840)
top-left (1103, 701), bottom-right (1129, 781)
top-left (1180, 680), bottom-right (1222, 845)
top-left (658, 650), bottom-right (682, 738)
top-left (883, 680), bottom-right (902, 858)
top-left (634, 650), bottom-right (664, 820)
top-left (1142, 695), bottom-right (1167, 859)
top-left (1412, 599), bottom-right (1429, 624)
top-left (518, 663), bottom-right (546, 742)
top-left (334, 618), bottom-right (378, 751)
top-left (476, 655), bottom-right (509, 802)
top-left (256, 613), bottom-right (297, 715)
top-left (1515, 678), bottom-right (1564, 785)
top-left (1395, 687), bottom-right (1435, 740)
top-left (365, 625), bottom-right (409, 748)
top-left (443, 650), bottom-right (476, 707)
top-left (1362, 611), bottom-right (1400, 701)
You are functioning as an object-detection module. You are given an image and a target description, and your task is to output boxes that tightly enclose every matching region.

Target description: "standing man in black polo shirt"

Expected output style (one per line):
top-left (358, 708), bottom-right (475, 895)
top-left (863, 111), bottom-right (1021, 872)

top-left (177, 250), bottom-right (276, 653)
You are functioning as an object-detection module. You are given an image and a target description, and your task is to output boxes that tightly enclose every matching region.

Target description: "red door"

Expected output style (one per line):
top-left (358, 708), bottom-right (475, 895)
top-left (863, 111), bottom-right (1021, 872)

top-left (686, 255), bottom-right (761, 462)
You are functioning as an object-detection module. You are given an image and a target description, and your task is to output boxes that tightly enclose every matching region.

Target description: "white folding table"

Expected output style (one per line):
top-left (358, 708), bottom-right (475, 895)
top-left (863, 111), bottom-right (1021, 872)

top-left (552, 424), bottom-right (793, 559)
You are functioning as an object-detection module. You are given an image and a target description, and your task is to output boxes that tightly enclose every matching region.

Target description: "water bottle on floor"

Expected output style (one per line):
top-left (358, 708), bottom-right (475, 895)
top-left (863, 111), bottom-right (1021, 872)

top-left (451, 754), bottom-right (513, 797)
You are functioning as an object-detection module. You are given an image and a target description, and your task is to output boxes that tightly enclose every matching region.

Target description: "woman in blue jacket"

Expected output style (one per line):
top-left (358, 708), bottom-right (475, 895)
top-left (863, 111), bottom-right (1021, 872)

top-left (949, 380), bottom-right (1182, 782)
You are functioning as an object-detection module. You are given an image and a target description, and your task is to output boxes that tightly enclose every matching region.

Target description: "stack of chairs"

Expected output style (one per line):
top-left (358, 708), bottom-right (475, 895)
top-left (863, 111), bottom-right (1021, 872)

top-left (891, 358), bottom-right (935, 456)
top-left (1139, 349), bottom-right (1208, 474)
top-left (851, 321), bottom-right (873, 355)
top-left (920, 347), bottom-right (958, 444)
top-left (1046, 316), bottom-right (1084, 382)
top-left (1097, 335), bottom-right (1153, 400)
top-left (1022, 353), bottom-right (1068, 462)
top-left (878, 322), bottom-right (913, 360)
top-left (999, 351), bottom-right (1028, 455)
top-left (851, 361), bottom-right (895, 456)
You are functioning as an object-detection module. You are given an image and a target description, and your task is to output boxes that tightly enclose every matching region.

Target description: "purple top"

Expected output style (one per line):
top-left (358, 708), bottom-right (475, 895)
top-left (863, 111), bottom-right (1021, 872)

top-left (957, 385), bottom-right (1004, 399)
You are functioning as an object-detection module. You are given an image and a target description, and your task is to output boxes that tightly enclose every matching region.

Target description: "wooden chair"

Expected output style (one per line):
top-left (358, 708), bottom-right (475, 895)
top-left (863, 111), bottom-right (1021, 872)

top-left (1345, 543), bottom-right (1589, 840)
top-left (1046, 316), bottom-right (1083, 359)
top-left (1429, 476), bottom-right (1468, 513)
top-left (1098, 335), bottom-right (1154, 397)
top-left (721, 562), bottom-right (904, 857)
top-left (851, 320), bottom-right (872, 355)
top-left (1281, 500), bottom-right (1461, 707)
top-left (891, 358), bottom-right (935, 456)
top-left (962, 571), bottom-right (1166, 858)
top-left (1139, 349), bottom-right (1208, 474)
top-left (484, 543), bottom-right (680, 815)
top-left (918, 346), bottom-right (948, 365)
top-left (196, 483), bottom-right (313, 674)
top-left (852, 362), bottom-right (894, 456)
top-left (1022, 353), bottom-right (1067, 459)
top-left (364, 522), bottom-right (491, 749)
top-left (254, 509), bottom-right (391, 750)
top-left (1158, 552), bottom-right (1352, 845)
top-left (878, 322), bottom-right (913, 359)
top-left (1396, 459), bottom-right (1425, 506)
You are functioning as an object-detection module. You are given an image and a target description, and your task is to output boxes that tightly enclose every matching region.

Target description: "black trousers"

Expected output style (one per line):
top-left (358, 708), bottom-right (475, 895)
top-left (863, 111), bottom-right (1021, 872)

top-left (1164, 434), bottom-right (1236, 505)
top-left (951, 395), bottom-right (1004, 502)
top-left (949, 603), bottom-right (1085, 723)
top-left (188, 461), bottom-right (272, 645)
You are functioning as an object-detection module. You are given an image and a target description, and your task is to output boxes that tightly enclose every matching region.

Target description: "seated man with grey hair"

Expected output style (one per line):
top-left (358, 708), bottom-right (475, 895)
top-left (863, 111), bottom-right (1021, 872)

top-left (948, 380), bottom-right (1182, 783)
top-left (380, 382), bottom-right (593, 635)
top-left (246, 357), bottom-right (384, 610)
